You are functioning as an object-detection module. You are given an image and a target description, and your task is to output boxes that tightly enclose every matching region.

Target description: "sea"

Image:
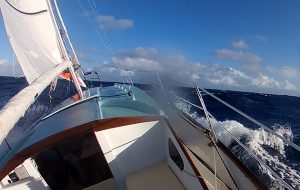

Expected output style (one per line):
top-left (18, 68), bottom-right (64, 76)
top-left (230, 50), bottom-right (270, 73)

top-left (0, 76), bottom-right (299, 189)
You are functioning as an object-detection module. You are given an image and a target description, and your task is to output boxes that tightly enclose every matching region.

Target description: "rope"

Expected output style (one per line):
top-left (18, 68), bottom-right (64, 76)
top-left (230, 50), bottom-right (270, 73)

top-left (213, 147), bottom-right (217, 190)
top-left (77, 0), bottom-right (112, 59)
top-left (174, 95), bottom-right (203, 110)
top-left (125, 69), bottom-right (134, 86)
top-left (208, 112), bottom-right (293, 190)
top-left (89, 0), bottom-right (114, 57)
top-left (183, 169), bottom-right (216, 190)
top-left (12, 52), bottom-right (15, 78)
top-left (196, 85), bottom-right (217, 143)
top-left (77, 0), bottom-right (131, 84)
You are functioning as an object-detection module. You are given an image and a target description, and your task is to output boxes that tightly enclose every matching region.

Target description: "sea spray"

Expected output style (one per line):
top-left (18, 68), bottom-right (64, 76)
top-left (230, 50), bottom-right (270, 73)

top-left (6, 104), bottom-right (49, 145)
top-left (174, 98), bottom-right (300, 189)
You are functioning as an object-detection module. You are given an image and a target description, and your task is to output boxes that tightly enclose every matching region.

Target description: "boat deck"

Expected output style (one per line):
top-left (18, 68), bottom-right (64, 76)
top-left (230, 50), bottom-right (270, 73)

top-left (126, 161), bottom-right (185, 190)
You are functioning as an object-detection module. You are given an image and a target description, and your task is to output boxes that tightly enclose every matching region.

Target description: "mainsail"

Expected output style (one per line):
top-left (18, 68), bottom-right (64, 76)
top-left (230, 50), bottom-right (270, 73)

top-left (0, 0), bottom-right (83, 144)
top-left (0, 0), bottom-right (64, 83)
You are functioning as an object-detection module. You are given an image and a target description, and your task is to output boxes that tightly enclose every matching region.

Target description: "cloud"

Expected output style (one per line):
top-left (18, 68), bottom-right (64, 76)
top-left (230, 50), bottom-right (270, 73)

top-left (280, 66), bottom-right (299, 78)
top-left (97, 15), bottom-right (133, 31)
top-left (232, 40), bottom-right (248, 49)
top-left (283, 80), bottom-right (298, 91)
top-left (118, 57), bottom-right (161, 71)
top-left (86, 47), bottom-right (298, 94)
top-left (215, 48), bottom-right (262, 72)
top-left (0, 59), bottom-right (7, 65)
top-left (251, 73), bottom-right (296, 90)
top-left (0, 59), bottom-right (22, 77)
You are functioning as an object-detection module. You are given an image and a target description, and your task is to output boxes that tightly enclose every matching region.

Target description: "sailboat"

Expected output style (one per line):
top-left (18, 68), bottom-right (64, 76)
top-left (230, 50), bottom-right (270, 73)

top-left (0, 0), bottom-right (298, 190)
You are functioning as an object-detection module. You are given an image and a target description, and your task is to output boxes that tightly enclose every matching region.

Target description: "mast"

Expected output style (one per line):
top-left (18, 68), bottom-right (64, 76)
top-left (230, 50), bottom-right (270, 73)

top-left (0, 0), bottom-right (84, 144)
top-left (47, 0), bottom-right (84, 99)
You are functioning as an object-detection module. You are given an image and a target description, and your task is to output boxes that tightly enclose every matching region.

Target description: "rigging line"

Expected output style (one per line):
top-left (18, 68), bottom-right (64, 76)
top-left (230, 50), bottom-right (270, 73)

top-left (183, 170), bottom-right (216, 190)
top-left (196, 85), bottom-right (217, 143)
top-left (82, 8), bottom-right (126, 84)
top-left (93, 3), bottom-right (114, 58)
top-left (77, 0), bottom-right (112, 59)
top-left (174, 95), bottom-right (204, 110)
top-left (201, 88), bottom-right (300, 153)
top-left (177, 137), bottom-right (221, 190)
top-left (5, 0), bottom-right (47, 15)
top-left (207, 112), bottom-right (294, 190)
top-left (90, 0), bottom-right (114, 57)
top-left (12, 52), bottom-right (15, 78)
top-left (88, 0), bottom-right (111, 55)
top-left (99, 62), bottom-right (160, 73)
top-left (174, 97), bottom-right (293, 189)
top-left (74, 4), bottom-right (156, 75)
top-left (78, 0), bottom-right (129, 83)
top-left (86, 0), bottom-right (114, 58)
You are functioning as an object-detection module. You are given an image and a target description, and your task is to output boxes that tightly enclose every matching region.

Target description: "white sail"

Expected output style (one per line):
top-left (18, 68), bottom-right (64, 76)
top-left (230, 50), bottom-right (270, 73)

top-left (0, 61), bottom-right (69, 144)
top-left (0, 0), bottom-right (64, 84)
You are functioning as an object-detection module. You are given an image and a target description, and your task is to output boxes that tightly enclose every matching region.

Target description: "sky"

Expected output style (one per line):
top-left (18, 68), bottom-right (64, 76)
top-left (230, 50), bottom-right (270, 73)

top-left (1, 0), bottom-right (300, 96)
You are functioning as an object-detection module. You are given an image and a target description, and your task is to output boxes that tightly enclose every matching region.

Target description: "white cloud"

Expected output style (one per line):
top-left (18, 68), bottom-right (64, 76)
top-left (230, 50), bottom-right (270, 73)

top-left (86, 47), bottom-right (298, 94)
top-left (0, 59), bottom-right (7, 65)
top-left (283, 80), bottom-right (298, 91)
top-left (215, 48), bottom-right (262, 72)
top-left (251, 73), bottom-right (297, 90)
top-left (98, 15), bottom-right (133, 31)
top-left (207, 76), bottom-right (240, 86)
top-left (0, 59), bottom-right (22, 77)
top-left (120, 57), bottom-right (161, 71)
top-left (280, 66), bottom-right (299, 78)
top-left (232, 40), bottom-right (248, 49)
top-left (215, 49), bottom-right (262, 65)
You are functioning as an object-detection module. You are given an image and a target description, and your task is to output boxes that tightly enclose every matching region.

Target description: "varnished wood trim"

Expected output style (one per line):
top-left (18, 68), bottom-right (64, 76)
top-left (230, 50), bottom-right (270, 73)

top-left (165, 119), bottom-right (210, 190)
top-left (217, 142), bottom-right (268, 190)
top-left (0, 116), bottom-right (162, 180)
top-left (93, 116), bottom-right (163, 132)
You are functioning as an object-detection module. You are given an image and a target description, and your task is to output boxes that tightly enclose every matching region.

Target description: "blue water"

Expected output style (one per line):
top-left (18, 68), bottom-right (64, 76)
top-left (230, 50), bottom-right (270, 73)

top-left (0, 76), bottom-right (300, 189)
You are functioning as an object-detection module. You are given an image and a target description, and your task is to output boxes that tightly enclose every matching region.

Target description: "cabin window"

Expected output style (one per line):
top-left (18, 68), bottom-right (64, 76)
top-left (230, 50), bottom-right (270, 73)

top-left (8, 172), bottom-right (19, 183)
top-left (168, 138), bottom-right (184, 170)
top-left (34, 133), bottom-right (113, 190)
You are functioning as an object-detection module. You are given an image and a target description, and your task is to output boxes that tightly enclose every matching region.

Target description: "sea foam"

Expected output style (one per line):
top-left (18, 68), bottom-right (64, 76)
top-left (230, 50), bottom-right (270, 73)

top-left (174, 98), bottom-right (300, 189)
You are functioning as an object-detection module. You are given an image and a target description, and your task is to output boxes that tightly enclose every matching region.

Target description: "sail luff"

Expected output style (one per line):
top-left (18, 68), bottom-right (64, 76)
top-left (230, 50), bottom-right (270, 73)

top-left (48, 0), bottom-right (84, 98)
top-left (52, 0), bottom-right (81, 70)
top-left (0, 61), bottom-right (69, 144)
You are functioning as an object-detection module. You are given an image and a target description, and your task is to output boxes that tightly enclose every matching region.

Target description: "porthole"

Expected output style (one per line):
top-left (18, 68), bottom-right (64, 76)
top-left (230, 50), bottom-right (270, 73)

top-left (168, 138), bottom-right (184, 170)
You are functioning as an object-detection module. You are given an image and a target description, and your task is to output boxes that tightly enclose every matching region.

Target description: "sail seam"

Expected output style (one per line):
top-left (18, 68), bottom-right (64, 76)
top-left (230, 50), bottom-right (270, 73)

top-left (5, 0), bottom-right (47, 15)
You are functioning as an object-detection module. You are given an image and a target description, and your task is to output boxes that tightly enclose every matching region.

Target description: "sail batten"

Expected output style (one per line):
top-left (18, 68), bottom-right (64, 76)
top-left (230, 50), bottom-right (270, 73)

top-left (0, 61), bottom-right (69, 144)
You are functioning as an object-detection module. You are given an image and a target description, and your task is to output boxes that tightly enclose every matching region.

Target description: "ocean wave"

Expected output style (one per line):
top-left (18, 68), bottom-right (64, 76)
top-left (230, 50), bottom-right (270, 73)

top-left (6, 104), bottom-right (49, 145)
top-left (174, 98), bottom-right (300, 189)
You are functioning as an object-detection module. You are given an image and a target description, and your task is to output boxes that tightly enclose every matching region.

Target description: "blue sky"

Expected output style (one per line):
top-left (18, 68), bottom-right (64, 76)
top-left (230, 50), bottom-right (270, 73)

top-left (1, 0), bottom-right (300, 95)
